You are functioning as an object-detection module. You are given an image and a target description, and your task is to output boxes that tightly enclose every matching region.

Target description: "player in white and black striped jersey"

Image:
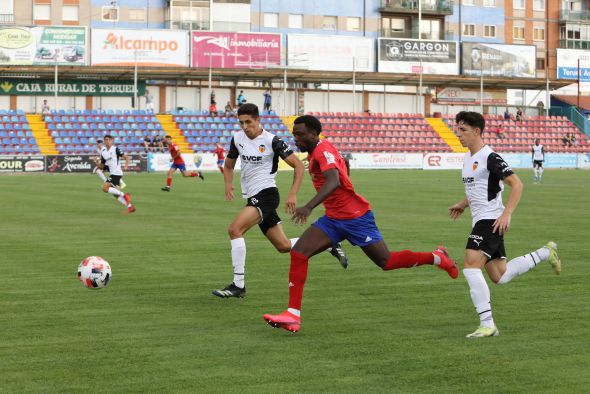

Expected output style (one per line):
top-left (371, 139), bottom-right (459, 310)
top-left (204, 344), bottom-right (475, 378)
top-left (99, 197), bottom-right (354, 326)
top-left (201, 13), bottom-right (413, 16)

top-left (212, 104), bottom-right (349, 298)
top-left (93, 139), bottom-right (126, 189)
top-left (448, 111), bottom-right (562, 338)
top-left (531, 139), bottom-right (545, 183)
top-left (98, 135), bottom-right (135, 213)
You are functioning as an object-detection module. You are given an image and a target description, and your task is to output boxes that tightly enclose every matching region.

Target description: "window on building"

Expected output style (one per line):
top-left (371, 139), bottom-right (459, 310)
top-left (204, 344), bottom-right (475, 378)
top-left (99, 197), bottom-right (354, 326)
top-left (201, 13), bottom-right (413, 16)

top-left (514, 0), bottom-right (525, 9)
top-left (0, 0), bottom-right (13, 14)
top-left (323, 15), bottom-right (337, 31)
top-left (129, 9), bottom-right (146, 22)
top-left (33, 4), bottom-right (51, 20)
top-left (102, 6), bottom-right (119, 22)
top-left (513, 26), bottom-right (525, 39)
top-left (484, 25), bottom-right (496, 38)
top-left (391, 18), bottom-right (405, 32)
top-left (420, 19), bottom-right (440, 40)
top-left (169, 0), bottom-right (210, 30)
top-left (263, 13), bottom-right (278, 28)
top-left (483, 0), bottom-right (496, 6)
top-left (536, 58), bottom-right (545, 70)
top-left (534, 0), bottom-right (545, 10)
top-left (288, 14), bottom-right (303, 29)
top-left (463, 24), bottom-right (475, 37)
top-left (347, 17), bottom-right (361, 32)
top-left (62, 5), bottom-right (78, 21)
top-left (534, 28), bottom-right (545, 40)
top-left (463, 0), bottom-right (475, 5)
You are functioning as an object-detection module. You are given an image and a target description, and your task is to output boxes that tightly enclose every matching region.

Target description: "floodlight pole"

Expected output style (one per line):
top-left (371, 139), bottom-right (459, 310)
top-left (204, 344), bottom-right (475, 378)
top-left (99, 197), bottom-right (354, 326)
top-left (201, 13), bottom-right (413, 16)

top-left (133, 50), bottom-right (138, 110)
top-left (283, 66), bottom-right (287, 116)
top-left (352, 56), bottom-right (356, 113)
top-left (480, 59), bottom-right (484, 114)
top-left (577, 58), bottom-right (581, 109)
top-left (54, 57), bottom-right (58, 110)
top-left (208, 51), bottom-right (212, 110)
top-left (419, 60), bottom-right (423, 115)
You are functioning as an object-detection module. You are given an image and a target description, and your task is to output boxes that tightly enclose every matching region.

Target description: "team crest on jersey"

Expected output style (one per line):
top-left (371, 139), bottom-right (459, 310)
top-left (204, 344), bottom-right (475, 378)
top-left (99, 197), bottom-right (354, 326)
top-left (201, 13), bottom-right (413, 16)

top-left (472, 161), bottom-right (479, 171)
top-left (258, 144), bottom-right (266, 153)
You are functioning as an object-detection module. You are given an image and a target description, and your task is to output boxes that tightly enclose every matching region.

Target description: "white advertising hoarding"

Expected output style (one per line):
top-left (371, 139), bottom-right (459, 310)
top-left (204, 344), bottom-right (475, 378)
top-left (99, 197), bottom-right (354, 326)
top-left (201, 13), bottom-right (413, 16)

top-left (350, 153), bottom-right (423, 169)
top-left (91, 28), bottom-right (188, 67)
top-left (423, 153), bottom-right (465, 170)
top-left (462, 43), bottom-right (536, 78)
top-left (378, 38), bottom-right (459, 75)
top-left (556, 48), bottom-right (590, 81)
top-left (287, 34), bottom-right (375, 72)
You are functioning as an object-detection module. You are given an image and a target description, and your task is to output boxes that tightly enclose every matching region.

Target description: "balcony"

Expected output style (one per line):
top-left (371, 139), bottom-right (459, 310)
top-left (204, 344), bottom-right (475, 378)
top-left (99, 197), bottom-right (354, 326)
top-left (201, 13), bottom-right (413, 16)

top-left (560, 9), bottom-right (590, 23)
top-left (0, 14), bottom-right (15, 24)
top-left (560, 39), bottom-right (590, 50)
top-left (379, 0), bottom-right (454, 16)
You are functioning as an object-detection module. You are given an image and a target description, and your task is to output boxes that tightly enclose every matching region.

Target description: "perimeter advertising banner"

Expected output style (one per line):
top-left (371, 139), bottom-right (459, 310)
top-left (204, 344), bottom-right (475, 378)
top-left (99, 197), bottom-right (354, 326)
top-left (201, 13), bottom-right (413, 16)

top-left (0, 26), bottom-right (87, 65)
top-left (378, 38), bottom-right (459, 75)
top-left (191, 32), bottom-right (281, 69)
top-left (0, 155), bottom-right (45, 172)
top-left (45, 154), bottom-right (147, 173)
top-left (462, 43), bottom-right (536, 78)
top-left (0, 79), bottom-right (145, 96)
top-left (287, 34), bottom-right (375, 72)
top-left (436, 87), bottom-right (507, 105)
top-left (556, 48), bottom-right (590, 81)
top-left (91, 28), bottom-right (189, 67)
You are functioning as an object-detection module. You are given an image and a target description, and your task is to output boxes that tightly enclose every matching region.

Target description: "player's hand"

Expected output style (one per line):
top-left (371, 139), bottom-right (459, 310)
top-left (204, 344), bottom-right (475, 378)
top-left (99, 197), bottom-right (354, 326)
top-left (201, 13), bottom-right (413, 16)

top-left (225, 185), bottom-right (234, 201)
top-left (285, 193), bottom-right (297, 215)
top-left (448, 204), bottom-right (465, 220)
top-left (292, 206), bottom-right (312, 225)
top-left (492, 212), bottom-right (511, 235)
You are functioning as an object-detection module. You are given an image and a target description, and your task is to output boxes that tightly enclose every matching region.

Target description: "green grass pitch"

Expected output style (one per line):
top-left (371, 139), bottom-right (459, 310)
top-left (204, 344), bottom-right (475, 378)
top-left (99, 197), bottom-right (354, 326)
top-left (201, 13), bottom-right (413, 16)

top-left (1, 169), bottom-right (589, 393)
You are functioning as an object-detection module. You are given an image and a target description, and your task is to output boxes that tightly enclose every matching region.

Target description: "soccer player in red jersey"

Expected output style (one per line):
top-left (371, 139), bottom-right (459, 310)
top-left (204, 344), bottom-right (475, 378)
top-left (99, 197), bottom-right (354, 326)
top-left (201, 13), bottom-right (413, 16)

top-left (161, 135), bottom-right (204, 191)
top-left (213, 142), bottom-right (225, 174)
top-left (263, 115), bottom-right (458, 333)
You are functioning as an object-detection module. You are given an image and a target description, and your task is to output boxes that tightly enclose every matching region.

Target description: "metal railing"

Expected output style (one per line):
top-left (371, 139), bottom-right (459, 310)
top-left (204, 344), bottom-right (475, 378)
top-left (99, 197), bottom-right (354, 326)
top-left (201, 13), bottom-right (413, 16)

top-left (560, 9), bottom-right (590, 22)
top-left (0, 14), bottom-right (15, 24)
top-left (379, 0), bottom-right (454, 15)
top-left (559, 39), bottom-right (590, 50)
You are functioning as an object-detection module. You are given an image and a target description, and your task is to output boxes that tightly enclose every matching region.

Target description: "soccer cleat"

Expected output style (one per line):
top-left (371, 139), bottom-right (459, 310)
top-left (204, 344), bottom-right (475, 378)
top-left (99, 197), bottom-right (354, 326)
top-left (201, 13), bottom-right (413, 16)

top-left (198, 171), bottom-right (205, 180)
top-left (545, 241), bottom-right (561, 275)
top-left (263, 310), bottom-right (300, 333)
top-left (212, 283), bottom-right (245, 298)
top-left (330, 242), bottom-right (349, 269)
top-left (161, 186), bottom-right (170, 192)
top-left (433, 246), bottom-right (459, 279)
top-left (123, 193), bottom-right (131, 205)
top-left (466, 325), bottom-right (500, 338)
top-left (127, 205), bottom-right (136, 213)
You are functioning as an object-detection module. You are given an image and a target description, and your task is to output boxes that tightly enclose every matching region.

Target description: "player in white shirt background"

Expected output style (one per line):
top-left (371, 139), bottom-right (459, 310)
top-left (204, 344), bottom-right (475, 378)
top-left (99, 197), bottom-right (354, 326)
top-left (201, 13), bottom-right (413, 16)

top-left (448, 111), bottom-right (561, 338)
top-left (99, 135), bottom-right (135, 213)
top-left (93, 139), bottom-right (126, 189)
top-left (531, 138), bottom-right (545, 183)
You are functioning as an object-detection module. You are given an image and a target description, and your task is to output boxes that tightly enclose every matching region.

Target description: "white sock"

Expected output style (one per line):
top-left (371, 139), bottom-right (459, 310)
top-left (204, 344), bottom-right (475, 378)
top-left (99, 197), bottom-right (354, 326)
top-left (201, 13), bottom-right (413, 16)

top-left (290, 238), bottom-right (299, 249)
top-left (288, 308), bottom-right (300, 317)
top-left (498, 248), bottom-right (547, 284)
top-left (463, 268), bottom-right (495, 328)
top-left (108, 187), bottom-right (123, 197)
top-left (117, 195), bottom-right (128, 207)
top-left (120, 179), bottom-right (127, 187)
top-left (433, 252), bottom-right (441, 266)
top-left (96, 169), bottom-right (107, 182)
top-left (538, 167), bottom-right (543, 180)
top-left (231, 238), bottom-right (246, 288)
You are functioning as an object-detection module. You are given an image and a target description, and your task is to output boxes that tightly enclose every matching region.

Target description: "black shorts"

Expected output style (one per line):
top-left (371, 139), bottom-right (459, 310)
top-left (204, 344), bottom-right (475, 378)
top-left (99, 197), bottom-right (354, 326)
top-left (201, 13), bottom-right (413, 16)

top-left (106, 175), bottom-right (122, 187)
top-left (466, 219), bottom-right (506, 261)
top-left (533, 160), bottom-right (543, 168)
top-left (103, 165), bottom-right (110, 173)
top-left (246, 187), bottom-right (281, 234)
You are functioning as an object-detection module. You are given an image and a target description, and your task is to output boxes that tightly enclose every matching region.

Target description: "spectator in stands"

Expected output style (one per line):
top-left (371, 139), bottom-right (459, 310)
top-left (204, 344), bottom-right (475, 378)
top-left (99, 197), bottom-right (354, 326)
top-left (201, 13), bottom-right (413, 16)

top-left (364, 109), bottom-right (372, 116)
top-left (493, 124), bottom-right (506, 139)
top-left (225, 101), bottom-right (235, 116)
top-left (516, 108), bottom-right (523, 122)
top-left (562, 133), bottom-right (574, 147)
top-left (210, 90), bottom-right (216, 105)
top-left (237, 90), bottom-right (246, 107)
top-left (263, 89), bottom-right (272, 112)
top-left (41, 100), bottom-right (50, 116)
top-left (144, 135), bottom-right (162, 153)
top-left (503, 109), bottom-right (511, 120)
top-left (209, 100), bottom-right (219, 117)
top-left (144, 136), bottom-right (153, 152)
top-left (145, 90), bottom-right (154, 112)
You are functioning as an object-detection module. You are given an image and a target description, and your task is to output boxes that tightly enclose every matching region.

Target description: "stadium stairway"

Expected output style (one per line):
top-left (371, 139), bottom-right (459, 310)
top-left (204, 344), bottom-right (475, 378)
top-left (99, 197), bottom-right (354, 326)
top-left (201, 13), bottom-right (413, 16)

top-left (156, 114), bottom-right (192, 153)
top-left (425, 118), bottom-right (467, 153)
top-left (27, 114), bottom-right (58, 155)
top-left (280, 115), bottom-right (296, 134)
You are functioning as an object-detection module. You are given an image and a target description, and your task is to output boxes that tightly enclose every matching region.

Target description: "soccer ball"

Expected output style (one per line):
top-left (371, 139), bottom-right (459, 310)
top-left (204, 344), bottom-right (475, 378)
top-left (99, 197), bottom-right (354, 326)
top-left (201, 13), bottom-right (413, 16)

top-left (77, 256), bottom-right (112, 289)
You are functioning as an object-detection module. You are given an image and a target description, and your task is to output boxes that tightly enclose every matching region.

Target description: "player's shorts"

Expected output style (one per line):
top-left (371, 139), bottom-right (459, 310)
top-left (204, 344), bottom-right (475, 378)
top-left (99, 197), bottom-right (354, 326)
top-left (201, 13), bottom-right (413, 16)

top-left (466, 219), bottom-right (506, 261)
top-left (171, 162), bottom-right (186, 172)
top-left (246, 187), bottom-right (281, 234)
top-left (533, 160), bottom-right (543, 168)
top-left (106, 175), bottom-right (122, 187)
top-left (312, 210), bottom-right (383, 247)
top-left (217, 159), bottom-right (224, 166)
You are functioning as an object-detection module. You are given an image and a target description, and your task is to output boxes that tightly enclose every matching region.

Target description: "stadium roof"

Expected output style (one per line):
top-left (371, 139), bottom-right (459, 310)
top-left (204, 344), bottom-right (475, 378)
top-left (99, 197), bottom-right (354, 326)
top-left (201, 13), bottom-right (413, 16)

top-left (0, 65), bottom-right (572, 90)
top-left (552, 95), bottom-right (590, 111)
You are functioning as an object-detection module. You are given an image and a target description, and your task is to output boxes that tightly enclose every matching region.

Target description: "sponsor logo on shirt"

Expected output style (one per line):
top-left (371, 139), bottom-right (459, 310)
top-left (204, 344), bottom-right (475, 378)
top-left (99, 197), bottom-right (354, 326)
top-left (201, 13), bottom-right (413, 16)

top-left (472, 161), bottom-right (478, 171)
top-left (463, 176), bottom-right (475, 184)
top-left (324, 151), bottom-right (336, 164)
top-left (241, 154), bottom-right (263, 162)
top-left (258, 144), bottom-right (266, 153)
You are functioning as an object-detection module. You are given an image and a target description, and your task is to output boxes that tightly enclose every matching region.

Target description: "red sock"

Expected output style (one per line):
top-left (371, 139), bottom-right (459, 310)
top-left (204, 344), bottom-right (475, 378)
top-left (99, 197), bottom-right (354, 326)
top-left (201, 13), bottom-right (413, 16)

top-left (189, 172), bottom-right (198, 177)
top-left (166, 177), bottom-right (172, 187)
top-left (288, 251), bottom-right (309, 311)
top-left (383, 250), bottom-right (434, 271)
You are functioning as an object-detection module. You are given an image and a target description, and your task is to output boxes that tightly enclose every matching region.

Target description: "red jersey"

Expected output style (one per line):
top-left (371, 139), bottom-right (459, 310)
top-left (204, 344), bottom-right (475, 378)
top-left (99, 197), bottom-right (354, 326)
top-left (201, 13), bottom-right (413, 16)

top-left (308, 139), bottom-right (370, 219)
top-left (214, 147), bottom-right (225, 160)
top-left (169, 143), bottom-right (184, 165)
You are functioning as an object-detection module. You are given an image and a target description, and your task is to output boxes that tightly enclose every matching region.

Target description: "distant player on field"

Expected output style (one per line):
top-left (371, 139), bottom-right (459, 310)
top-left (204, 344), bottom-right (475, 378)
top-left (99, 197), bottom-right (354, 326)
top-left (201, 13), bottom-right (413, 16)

top-left (262, 115), bottom-right (458, 333)
top-left (212, 105), bottom-right (349, 299)
top-left (213, 142), bottom-right (225, 174)
top-left (99, 135), bottom-right (135, 213)
top-left (161, 135), bottom-right (204, 192)
top-left (448, 111), bottom-right (561, 338)
top-left (93, 139), bottom-right (126, 189)
top-left (532, 138), bottom-right (545, 183)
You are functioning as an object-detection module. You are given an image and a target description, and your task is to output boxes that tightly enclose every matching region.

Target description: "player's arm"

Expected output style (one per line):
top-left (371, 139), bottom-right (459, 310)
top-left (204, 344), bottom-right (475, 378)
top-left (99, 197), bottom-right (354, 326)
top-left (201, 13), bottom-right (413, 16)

top-left (282, 153), bottom-right (304, 214)
top-left (123, 153), bottom-right (129, 172)
top-left (292, 168), bottom-right (339, 225)
top-left (448, 196), bottom-right (469, 220)
top-left (224, 138), bottom-right (239, 201)
top-left (488, 153), bottom-right (522, 235)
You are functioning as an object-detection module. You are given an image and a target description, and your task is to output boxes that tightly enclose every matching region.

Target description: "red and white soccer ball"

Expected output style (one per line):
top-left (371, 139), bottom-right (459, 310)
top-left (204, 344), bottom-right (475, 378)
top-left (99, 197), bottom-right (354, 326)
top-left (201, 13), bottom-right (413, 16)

top-left (77, 256), bottom-right (112, 289)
